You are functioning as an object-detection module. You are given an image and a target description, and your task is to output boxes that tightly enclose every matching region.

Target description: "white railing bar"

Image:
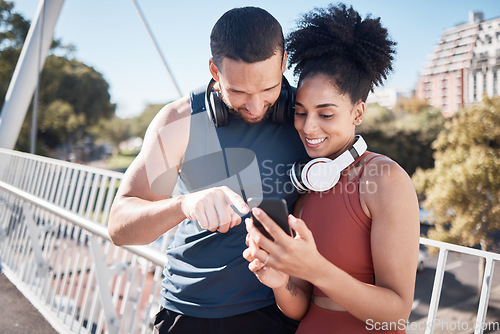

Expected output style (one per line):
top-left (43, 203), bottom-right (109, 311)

top-left (425, 248), bottom-right (449, 334)
top-left (92, 175), bottom-right (107, 222)
top-left (20, 158), bottom-right (31, 191)
top-left (0, 148), bottom-right (124, 179)
top-left (49, 222), bottom-right (71, 315)
top-left (54, 165), bottom-right (66, 206)
top-left (0, 180), bottom-right (167, 266)
top-left (63, 234), bottom-right (83, 324)
top-left (420, 237), bottom-right (500, 334)
top-left (44, 163), bottom-right (56, 201)
top-left (26, 159), bottom-right (38, 194)
top-left (78, 172), bottom-right (92, 217)
top-left (89, 236), bottom-right (120, 334)
top-left (69, 238), bottom-right (89, 328)
top-left (474, 258), bottom-right (495, 334)
top-left (77, 260), bottom-right (95, 333)
top-left (48, 164), bottom-right (60, 203)
top-left (57, 228), bottom-right (78, 318)
top-left (3, 154), bottom-right (15, 184)
top-left (21, 203), bottom-right (49, 276)
top-left (39, 162), bottom-right (50, 199)
top-left (11, 155), bottom-right (21, 186)
top-left (59, 167), bottom-right (71, 208)
top-left (85, 174), bottom-right (100, 220)
top-left (420, 237), bottom-right (500, 261)
top-left (33, 161), bottom-right (45, 197)
top-left (67, 169), bottom-right (80, 212)
top-left (3, 203), bottom-right (22, 272)
top-left (101, 177), bottom-right (117, 225)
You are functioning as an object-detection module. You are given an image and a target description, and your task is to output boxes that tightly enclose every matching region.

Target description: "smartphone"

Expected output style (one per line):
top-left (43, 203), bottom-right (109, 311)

top-left (247, 197), bottom-right (291, 240)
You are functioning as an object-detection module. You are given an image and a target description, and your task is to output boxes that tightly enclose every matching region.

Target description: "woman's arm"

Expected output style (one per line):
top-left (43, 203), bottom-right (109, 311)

top-left (247, 158), bottom-right (420, 324)
top-left (244, 234), bottom-right (313, 320)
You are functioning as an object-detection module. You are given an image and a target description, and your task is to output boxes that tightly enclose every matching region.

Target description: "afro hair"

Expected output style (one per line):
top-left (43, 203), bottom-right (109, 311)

top-left (286, 3), bottom-right (396, 103)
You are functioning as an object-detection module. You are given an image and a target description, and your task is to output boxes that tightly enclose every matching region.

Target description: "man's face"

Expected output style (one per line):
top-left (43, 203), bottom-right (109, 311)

top-left (209, 52), bottom-right (286, 125)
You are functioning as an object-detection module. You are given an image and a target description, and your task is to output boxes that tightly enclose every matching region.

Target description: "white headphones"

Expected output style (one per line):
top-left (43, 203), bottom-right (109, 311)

top-left (290, 135), bottom-right (367, 192)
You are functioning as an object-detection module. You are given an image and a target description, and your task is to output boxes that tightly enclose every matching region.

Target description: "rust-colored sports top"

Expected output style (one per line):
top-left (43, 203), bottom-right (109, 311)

top-left (296, 152), bottom-right (405, 334)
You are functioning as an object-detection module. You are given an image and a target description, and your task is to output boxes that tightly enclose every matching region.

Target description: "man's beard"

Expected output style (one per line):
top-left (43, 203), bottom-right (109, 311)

top-left (220, 93), bottom-right (273, 126)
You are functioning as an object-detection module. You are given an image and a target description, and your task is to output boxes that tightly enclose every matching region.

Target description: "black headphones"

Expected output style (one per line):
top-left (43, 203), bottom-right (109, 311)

top-left (290, 135), bottom-right (368, 192)
top-left (205, 76), bottom-right (294, 127)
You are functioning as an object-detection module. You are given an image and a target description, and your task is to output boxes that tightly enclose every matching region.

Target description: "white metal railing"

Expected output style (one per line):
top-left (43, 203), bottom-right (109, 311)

top-left (419, 237), bottom-right (500, 334)
top-left (0, 148), bottom-right (168, 333)
top-left (0, 148), bottom-right (499, 333)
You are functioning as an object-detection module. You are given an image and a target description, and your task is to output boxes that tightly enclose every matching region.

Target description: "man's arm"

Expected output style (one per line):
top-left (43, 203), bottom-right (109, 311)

top-left (108, 96), bottom-right (191, 246)
top-left (108, 96), bottom-right (250, 246)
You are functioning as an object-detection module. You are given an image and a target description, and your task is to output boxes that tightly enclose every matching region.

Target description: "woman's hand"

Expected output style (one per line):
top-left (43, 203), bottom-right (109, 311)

top-left (243, 208), bottom-right (322, 282)
top-left (243, 233), bottom-right (290, 288)
top-left (243, 211), bottom-right (316, 321)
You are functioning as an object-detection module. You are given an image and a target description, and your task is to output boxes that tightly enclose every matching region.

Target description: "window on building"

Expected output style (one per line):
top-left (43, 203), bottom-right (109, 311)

top-left (483, 73), bottom-right (487, 96)
top-left (474, 74), bottom-right (477, 101)
top-left (494, 72), bottom-right (498, 96)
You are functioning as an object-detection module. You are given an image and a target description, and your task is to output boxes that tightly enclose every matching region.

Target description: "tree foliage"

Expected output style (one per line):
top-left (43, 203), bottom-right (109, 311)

top-left (129, 103), bottom-right (164, 139)
top-left (15, 55), bottom-right (116, 153)
top-left (38, 55), bottom-right (115, 124)
top-left (0, 0), bottom-right (30, 111)
top-left (412, 96), bottom-right (500, 251)
top-left (89, 116), bottom-right (131, 157)
top-left (358, 99), bottom-right (443, 175)
top-left (0, 1), bottom-right (115, 154)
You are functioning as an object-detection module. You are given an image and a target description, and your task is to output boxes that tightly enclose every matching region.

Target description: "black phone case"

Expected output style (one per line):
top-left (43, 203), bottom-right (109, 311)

top-left (248, 198), bottom-right (291, 240)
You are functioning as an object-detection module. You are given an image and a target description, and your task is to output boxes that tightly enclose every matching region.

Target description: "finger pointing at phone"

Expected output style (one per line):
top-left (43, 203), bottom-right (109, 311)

top-left (180, 186), bottom-right (249, 233)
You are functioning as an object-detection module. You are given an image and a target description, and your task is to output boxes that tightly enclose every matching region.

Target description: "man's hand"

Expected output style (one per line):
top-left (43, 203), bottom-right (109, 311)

top-left (180, 186), bottom-right (249, 233)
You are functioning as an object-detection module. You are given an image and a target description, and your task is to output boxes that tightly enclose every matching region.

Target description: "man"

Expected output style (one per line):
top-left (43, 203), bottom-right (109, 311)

top-left (108, 7), bottom-right (306, 334)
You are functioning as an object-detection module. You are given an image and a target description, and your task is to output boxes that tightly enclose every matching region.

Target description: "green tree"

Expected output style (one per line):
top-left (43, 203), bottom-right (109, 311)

top-left (39, 55), bottom-right (115, 123)
top-left (0, 0), bottom-right (30, 111)
top-left (15, 55), bottom-right (116, 154)
top-left (129, 103), bottom-right (164, 139)
top-left (358, 101), bottom-right (443, 175)
top-left (0, 0), bottom-right (68, 110)
top-left (412, 96), bottom-right (500, 251)
top-left (89, 116), bottom-right (131, 157)
top-left (413, 96), bottom-right (500, 295)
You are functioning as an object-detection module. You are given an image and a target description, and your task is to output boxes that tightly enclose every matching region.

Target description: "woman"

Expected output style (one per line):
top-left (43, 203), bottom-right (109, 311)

top-left (243, 3), bottom-right (420, 333)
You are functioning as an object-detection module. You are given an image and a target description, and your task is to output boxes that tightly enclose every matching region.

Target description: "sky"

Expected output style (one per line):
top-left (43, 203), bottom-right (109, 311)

top-left (13, 0), bottom-right (500, 118)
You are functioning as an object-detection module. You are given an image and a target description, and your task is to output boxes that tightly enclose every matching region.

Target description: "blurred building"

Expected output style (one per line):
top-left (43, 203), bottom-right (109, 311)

top-left (416, 12), bottom-right (500, 116)
top-left (366, 87), bottom-right (414, 109)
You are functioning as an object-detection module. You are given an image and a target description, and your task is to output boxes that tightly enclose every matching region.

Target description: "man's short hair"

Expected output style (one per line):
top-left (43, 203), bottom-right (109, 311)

top-left (210, 7), bottom-right (284, 69)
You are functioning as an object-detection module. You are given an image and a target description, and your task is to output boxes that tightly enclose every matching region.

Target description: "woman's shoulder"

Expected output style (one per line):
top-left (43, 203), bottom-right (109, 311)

top-left (358, 152), bottom-right (413, 193)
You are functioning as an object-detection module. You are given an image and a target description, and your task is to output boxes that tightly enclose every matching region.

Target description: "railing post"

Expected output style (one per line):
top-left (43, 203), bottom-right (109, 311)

top-left (474, 257), bottom-right (495, 334)
top-left (89, 236), bottom-right (126, 334)
top-left (22, 202), bottom-right (50, 278)
top-left (425, 248), bottom-right (449, 334)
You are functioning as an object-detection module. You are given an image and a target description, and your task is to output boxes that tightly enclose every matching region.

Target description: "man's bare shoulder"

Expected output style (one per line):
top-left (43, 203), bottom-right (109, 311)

top-left (151, 95), bottom-right (192, 130)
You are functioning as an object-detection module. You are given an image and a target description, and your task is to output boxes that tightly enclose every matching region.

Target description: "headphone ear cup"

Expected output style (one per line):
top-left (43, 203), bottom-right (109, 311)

top-left (290, 159), bottom-right (310, 192)
top-left (211, 90), bottom-right (229, 127)
top-left (290, 157), bottom-right (340, 192)
top-left (271, 76), bottom-right (294, 125)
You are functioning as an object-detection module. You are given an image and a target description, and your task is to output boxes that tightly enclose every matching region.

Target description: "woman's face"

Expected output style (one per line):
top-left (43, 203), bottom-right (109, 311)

top-left (294, 74), bottom-right (364, 159)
